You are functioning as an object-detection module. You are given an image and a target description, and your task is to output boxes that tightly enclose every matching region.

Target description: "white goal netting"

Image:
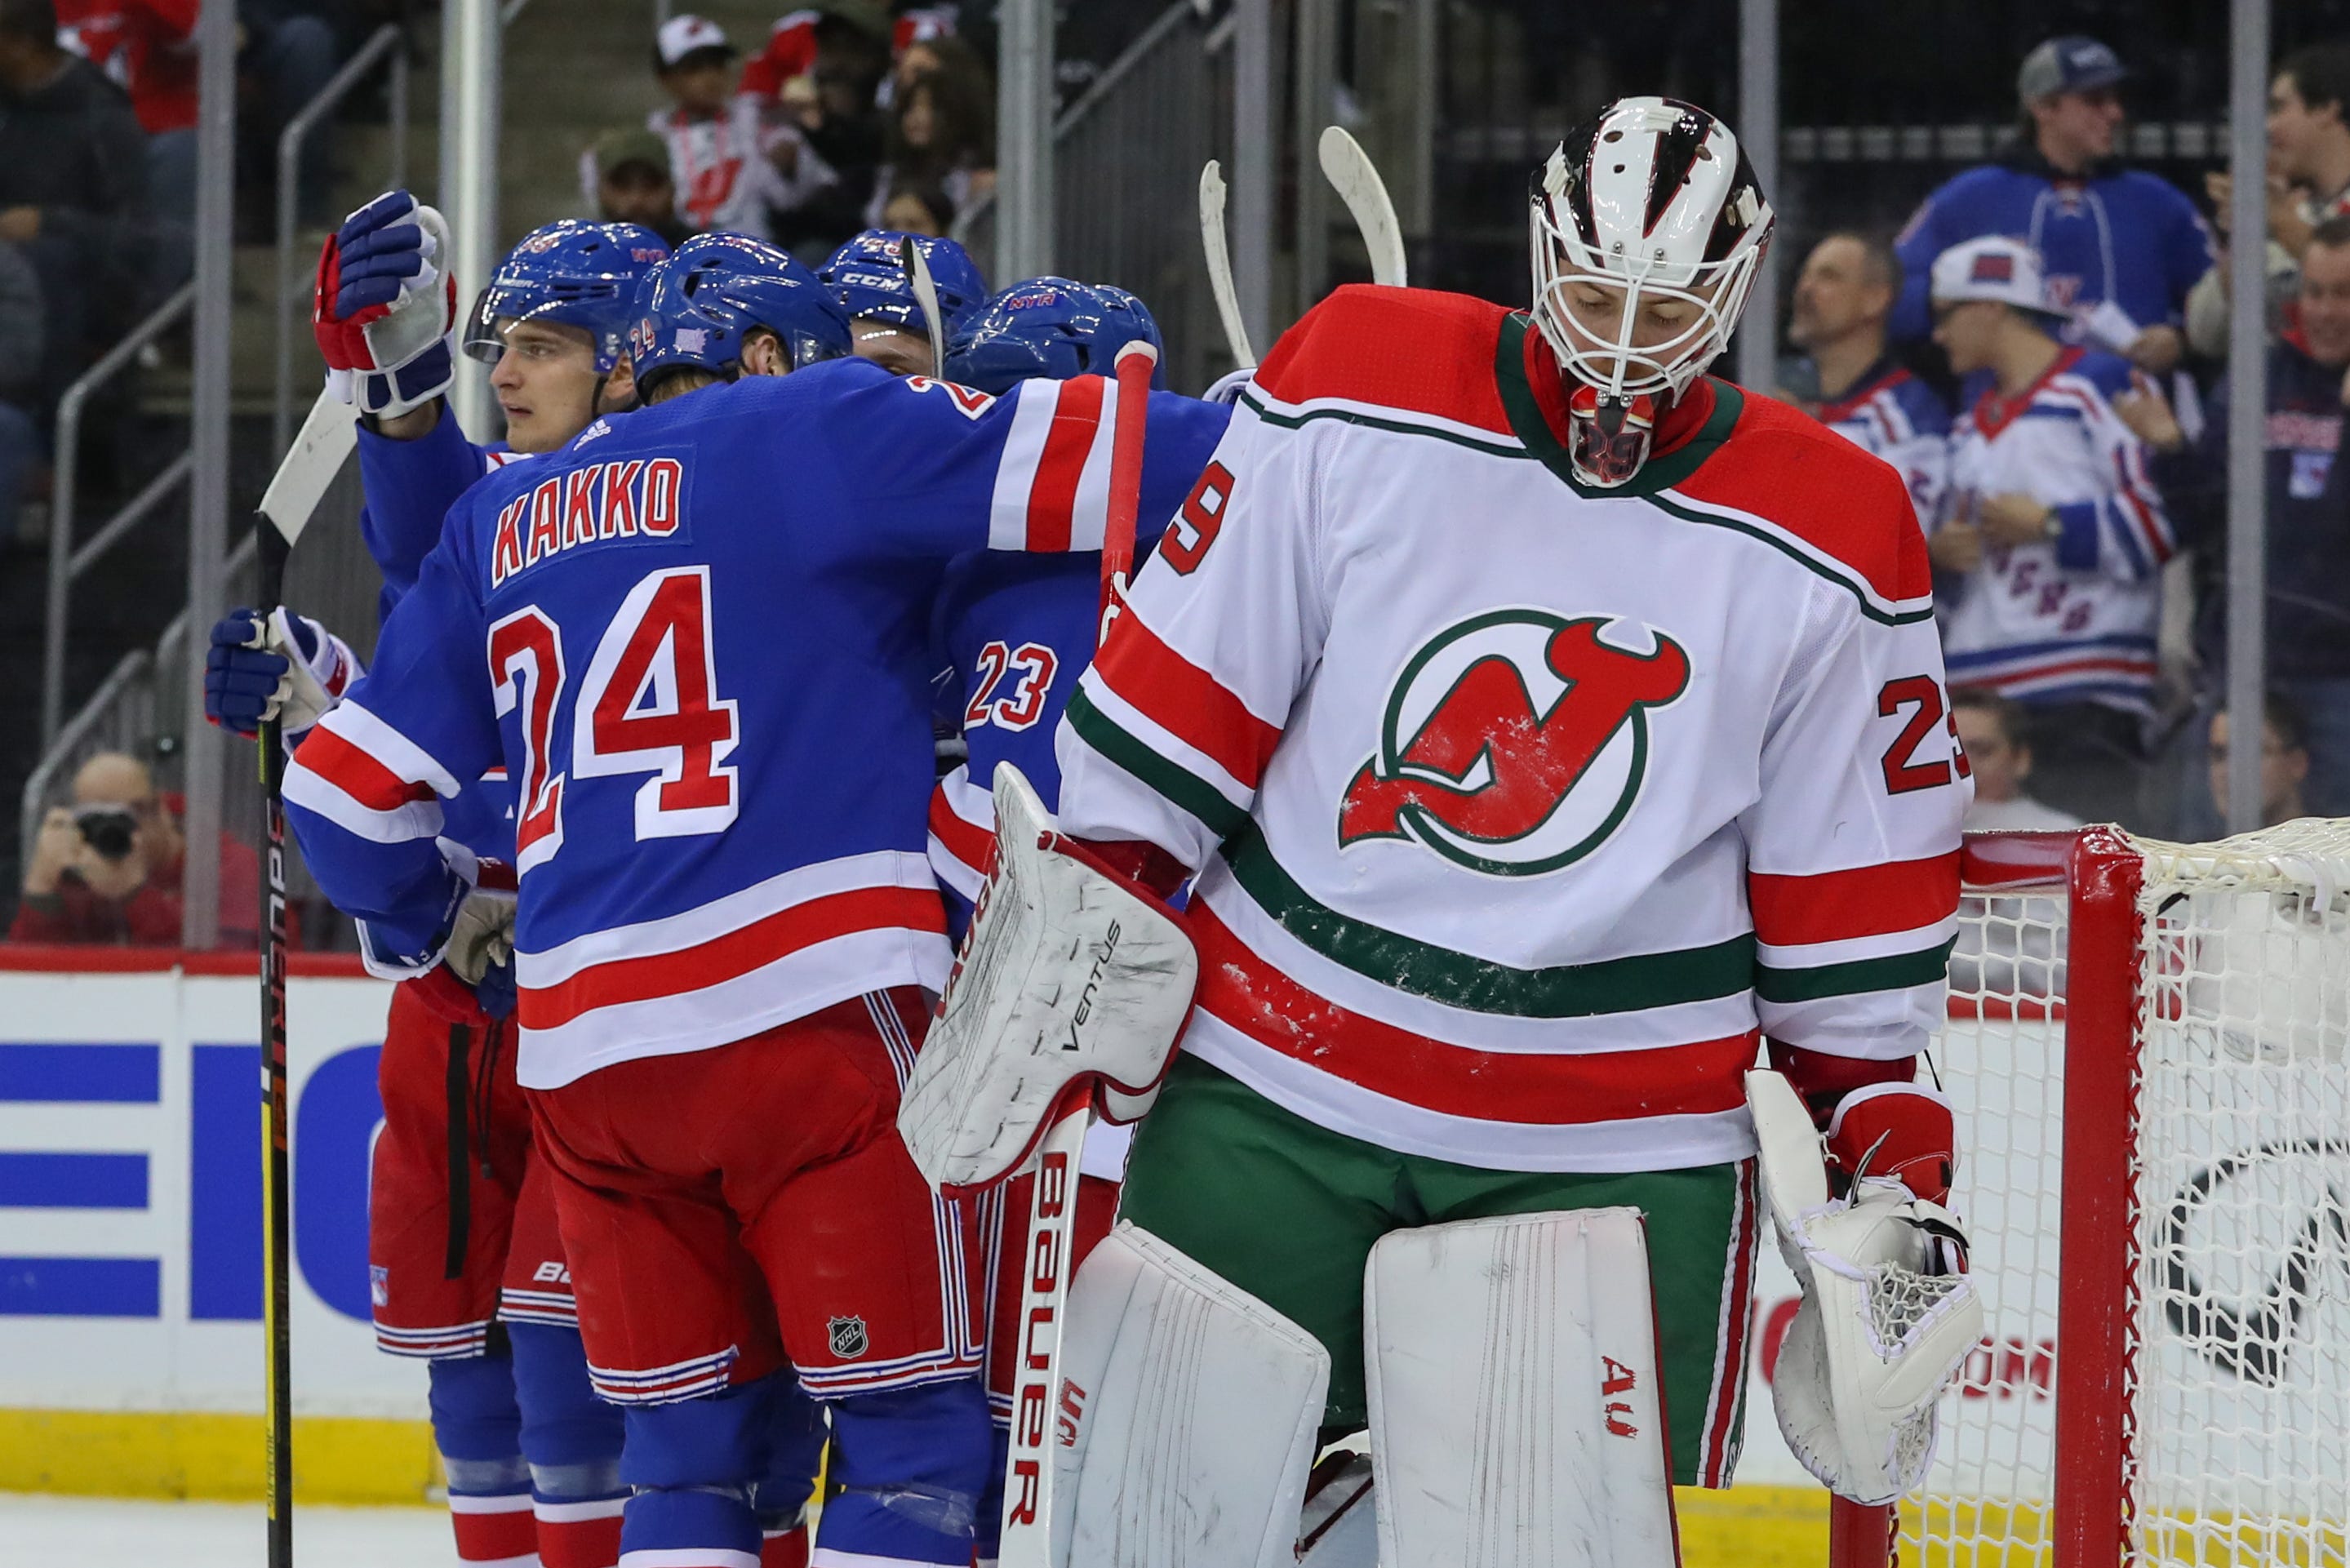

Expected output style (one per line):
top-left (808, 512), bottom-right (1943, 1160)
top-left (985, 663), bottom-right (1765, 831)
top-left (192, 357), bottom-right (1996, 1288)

top-left (1905, 824), bottom-right (2350, 1568)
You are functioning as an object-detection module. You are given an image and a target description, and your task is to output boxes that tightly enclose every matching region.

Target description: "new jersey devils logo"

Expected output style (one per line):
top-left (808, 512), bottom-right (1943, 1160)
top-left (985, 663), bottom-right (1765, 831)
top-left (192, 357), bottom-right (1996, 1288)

top-left (1338, 611), bottom-right (1690, 875)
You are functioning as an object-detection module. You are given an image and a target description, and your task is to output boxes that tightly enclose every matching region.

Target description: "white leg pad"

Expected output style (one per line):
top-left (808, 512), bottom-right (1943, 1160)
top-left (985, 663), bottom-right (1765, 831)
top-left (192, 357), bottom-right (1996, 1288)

top-left (1052, 1222), bottom-right (1329, 1568)
top-left (1365, 1209), bottom-right (1681, 1568)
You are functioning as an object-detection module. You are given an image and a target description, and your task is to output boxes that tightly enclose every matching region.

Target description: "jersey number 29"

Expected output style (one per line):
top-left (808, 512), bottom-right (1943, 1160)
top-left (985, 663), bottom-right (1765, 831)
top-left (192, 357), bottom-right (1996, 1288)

top-left (490, 566), bottom-right (740, 870)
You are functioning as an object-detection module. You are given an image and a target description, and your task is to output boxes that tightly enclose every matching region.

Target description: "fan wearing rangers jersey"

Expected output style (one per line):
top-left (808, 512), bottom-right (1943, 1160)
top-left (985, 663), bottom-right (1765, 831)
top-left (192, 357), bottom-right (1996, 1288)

top-left (209, 202), bottom-right (674, 1568)
top-left (1928, 234), bottom-right (2174, 825)
top-left (281, 242), bottom-right (1228, 1568)
top-left (1788, 231), bottom-right (1950, 530)
top-left (1028, 97), bottom-right (1973, 1509)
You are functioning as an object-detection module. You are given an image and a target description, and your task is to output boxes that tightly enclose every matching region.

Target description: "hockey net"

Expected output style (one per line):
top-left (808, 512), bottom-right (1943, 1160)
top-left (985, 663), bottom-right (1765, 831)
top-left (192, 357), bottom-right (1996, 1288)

top-left (1840, 824), bottom-right (2350, 1568)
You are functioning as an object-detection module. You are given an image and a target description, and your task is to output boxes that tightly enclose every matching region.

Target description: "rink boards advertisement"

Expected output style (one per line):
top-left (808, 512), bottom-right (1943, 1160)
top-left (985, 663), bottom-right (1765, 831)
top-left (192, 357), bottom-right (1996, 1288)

top-left (2, 957), bottom-right (2340, 1533)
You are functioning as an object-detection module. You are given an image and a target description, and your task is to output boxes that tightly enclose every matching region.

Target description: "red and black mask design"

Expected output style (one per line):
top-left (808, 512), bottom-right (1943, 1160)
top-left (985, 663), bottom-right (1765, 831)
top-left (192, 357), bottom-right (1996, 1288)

top-left (1566, 383), bottom-right (1657, 489)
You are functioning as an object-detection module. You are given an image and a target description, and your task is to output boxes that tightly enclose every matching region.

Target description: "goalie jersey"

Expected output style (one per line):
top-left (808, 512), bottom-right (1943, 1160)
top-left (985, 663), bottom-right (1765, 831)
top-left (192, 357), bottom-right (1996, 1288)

top-left (1054, 287), bottom-right (1970, 1172)
top-left (285, 359), bottom-right (1226, 1090)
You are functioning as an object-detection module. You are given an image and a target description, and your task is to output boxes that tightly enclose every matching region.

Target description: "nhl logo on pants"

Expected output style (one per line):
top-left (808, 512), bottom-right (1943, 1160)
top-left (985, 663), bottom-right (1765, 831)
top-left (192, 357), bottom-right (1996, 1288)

top-left (828, 1315), bottom-right (869, 1358)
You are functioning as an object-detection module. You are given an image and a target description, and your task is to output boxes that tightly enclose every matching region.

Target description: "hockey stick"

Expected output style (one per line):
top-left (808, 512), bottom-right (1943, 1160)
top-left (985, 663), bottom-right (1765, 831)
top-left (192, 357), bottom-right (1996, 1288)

top-left (254, 387), bottom-right (360, 1568)
top-left (1198, 161), bottom-right (1255, 370)
top-left (1317, 127), bottom-right (1408, 288)
top-left (995, 340), bottom-right (1159, 1568)
top-left (905, 241), bottom-right (948, 377)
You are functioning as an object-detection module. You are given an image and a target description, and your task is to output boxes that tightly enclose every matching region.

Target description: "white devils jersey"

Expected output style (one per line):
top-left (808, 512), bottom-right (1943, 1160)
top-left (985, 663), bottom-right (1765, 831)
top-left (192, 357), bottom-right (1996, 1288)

top-left (1055, 287), bottom-right (1969, 1174)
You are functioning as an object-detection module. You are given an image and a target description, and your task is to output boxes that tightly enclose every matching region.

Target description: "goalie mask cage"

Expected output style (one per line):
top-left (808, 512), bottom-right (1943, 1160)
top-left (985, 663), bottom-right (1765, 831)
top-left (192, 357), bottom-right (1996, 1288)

top-left (1831, 824), bottom-right (2350, 1568)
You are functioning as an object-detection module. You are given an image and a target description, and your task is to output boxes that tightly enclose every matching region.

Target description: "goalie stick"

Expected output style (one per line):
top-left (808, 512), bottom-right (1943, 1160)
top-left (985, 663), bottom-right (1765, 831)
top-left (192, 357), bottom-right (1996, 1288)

top-left (1199, 161), bottom-right (1255, 370)
top-left (994, 338), bottom-right (1159, 1568)
top-left (254, 389), bottom-right (360, 1568)
top-left (1317, 127), bottom-right (1408, 288)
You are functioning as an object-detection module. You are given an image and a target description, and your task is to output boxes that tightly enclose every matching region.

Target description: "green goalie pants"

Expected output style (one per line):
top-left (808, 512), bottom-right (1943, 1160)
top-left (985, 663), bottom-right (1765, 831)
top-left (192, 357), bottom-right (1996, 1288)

top-left (1116, 1055), bottom-right (1760, 1488)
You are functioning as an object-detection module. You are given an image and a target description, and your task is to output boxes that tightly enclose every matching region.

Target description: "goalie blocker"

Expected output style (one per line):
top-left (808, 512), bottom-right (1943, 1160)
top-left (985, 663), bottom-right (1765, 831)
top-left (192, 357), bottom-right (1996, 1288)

top-left (898, 765), bottom-right (1197, 1196)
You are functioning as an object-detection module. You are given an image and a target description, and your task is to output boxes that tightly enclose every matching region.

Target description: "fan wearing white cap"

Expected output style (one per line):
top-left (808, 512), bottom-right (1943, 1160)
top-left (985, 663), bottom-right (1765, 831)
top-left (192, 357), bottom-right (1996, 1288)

top-left (902, 94), bottom-right (1975, 1567)
top-left (646, 13), bottom-right (828, 239)
top-left (1930, 233), bottom-right (2177, 822)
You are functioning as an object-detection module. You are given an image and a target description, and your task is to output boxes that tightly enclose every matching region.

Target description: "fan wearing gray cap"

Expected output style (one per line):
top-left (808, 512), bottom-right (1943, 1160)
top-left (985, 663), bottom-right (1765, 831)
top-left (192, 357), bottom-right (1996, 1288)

top-left (1890, 35), bottom-right (2213, 378)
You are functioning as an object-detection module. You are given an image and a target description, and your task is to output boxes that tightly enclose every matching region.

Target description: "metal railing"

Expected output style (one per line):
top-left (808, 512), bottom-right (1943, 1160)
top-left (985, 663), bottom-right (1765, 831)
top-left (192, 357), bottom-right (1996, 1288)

top-left (39, 284), bottom-right (198, 749)
top-left (19, 649), bottom-right (157, 880)
top-left (958, 0), bottom-right (1232, 393)
top-left (274, 21), bottom-right (411, 456)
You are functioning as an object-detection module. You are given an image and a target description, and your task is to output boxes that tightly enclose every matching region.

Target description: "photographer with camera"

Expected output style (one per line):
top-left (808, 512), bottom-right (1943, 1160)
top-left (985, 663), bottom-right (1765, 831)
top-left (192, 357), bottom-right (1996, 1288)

top-left (11, 752), bottom-right (187, 944)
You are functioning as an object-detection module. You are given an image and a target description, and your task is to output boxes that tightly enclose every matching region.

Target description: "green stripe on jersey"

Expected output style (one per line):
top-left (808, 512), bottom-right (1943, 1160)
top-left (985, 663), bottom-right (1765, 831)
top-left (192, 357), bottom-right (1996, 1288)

top-left (1640, 491), bottom-right (1938, 629)
top-left (1064, 688), bottom-right (1251, 838)
top-left (1233, 387), bottom-right (1530, 460)
top-left (1753, 937), bottom-right (1957, 1004)
top-left (1220, 824), bottom-right (1754, 1019)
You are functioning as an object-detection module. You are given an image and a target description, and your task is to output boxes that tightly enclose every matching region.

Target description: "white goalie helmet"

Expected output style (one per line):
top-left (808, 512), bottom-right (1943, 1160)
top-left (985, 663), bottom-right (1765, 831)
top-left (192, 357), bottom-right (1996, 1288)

top-left (1530, 96), bottom-right (1774, 487)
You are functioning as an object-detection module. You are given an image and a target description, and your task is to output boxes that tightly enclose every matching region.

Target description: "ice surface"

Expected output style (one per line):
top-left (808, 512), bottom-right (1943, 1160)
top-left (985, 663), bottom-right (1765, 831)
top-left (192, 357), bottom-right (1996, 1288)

top-left (0, 1494), bottom-right (453, 1566)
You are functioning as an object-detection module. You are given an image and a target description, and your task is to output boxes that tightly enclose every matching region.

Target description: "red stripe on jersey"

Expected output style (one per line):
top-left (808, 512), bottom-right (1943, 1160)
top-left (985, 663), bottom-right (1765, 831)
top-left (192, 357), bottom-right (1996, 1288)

top-left (1024, 376), bottom-right (1105, 551)
top-left (1699, 1159), bottom-right (1758, 1486)
top-left (1253, 286), bottom-right (1517, 435)
top-left (1670, 393), bottom-right (1930, 606)
top-left (926, 784), bottom-right (996, 878)
top-left (1091, 610), bottom-right (1283, 789)
top-left (1190, 901), bottom-right (1757, 1124)
top-left (520, 885), bottom-right (946, 1031)
top-left (293, 726), bottom-right (437, 814)
top-left (1748, 851), bottom-right (1959, 947)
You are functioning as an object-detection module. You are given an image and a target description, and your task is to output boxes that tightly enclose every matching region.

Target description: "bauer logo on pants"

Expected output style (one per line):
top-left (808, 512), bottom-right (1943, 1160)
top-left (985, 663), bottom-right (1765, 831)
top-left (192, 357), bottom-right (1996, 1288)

top-left (827, 1315), bottom-right (869, 1358)
top-left (1339, 611), bottom-right (1690, 875)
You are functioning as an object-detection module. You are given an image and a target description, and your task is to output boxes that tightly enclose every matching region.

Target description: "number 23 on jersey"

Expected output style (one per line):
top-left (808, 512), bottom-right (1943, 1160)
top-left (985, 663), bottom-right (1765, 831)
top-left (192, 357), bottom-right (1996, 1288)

top-left (490, 566), bottom-right (740, 871)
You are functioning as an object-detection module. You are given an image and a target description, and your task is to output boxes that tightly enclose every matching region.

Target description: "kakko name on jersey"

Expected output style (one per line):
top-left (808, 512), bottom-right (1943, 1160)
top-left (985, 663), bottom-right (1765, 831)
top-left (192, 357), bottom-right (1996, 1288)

top-left (1053, 286), bottom-right (1970, 1172)
top-left (1937, 344), bottom-right (2175, 715)
top-left (285, 357), bottom-right (1227, 1090)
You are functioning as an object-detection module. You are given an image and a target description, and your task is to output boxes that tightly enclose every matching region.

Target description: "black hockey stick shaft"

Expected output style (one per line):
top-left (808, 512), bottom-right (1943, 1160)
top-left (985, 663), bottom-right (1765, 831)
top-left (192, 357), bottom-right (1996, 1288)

top-left (257, 517), bottom-right (295, 1568)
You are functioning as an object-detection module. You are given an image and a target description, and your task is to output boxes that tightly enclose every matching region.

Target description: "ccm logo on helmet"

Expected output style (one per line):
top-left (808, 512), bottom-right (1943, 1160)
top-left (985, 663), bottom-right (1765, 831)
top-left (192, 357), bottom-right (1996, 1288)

top-left (491, 457), bottom-right (686, 586)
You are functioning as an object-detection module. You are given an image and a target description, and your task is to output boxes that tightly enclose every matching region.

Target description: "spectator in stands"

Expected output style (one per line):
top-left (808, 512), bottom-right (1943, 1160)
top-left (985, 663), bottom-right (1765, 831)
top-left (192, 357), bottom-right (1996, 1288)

top-left (1786, 231), bottom-right (1949, 530)
top-left (2121, 217), bottom-right (2350, 820)
top-left (0, 238), bottom-right (41, 541)
top-left (582, 124), bottom-right (693, 248)
top-left (2189, 42), bottom-right (2350, 357)
top-left (237, 0), bottom-right (342, 230)
top-left (1930, 237), bottom-right (2175, 826)
top-left (13, 752), bottom-right (185, 944)
top-left (56, 0), bottom-right (194, 245)
top-left (1953, 688), bottom-right (2083, 832)
top-left (1892, 36), bottom-right (2212, 375)
top-left (2208, 695), bottom-right (2312, 828)
top-left (0, 0), bottom-right (151, 387)
top-left (759, 4), bottom-right (892, 257)
top-left (864, 34), bottom-right (992, 228)
top-left (879, 180), bottom-right (951, 238)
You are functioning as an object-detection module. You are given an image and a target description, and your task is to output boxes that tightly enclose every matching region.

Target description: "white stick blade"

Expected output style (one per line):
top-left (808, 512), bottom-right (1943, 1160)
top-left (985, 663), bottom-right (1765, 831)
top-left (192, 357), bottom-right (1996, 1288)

top-left (1317, 126), bottom-right (1408, 288)
top-left (260, 390), bottom-right (360, 547)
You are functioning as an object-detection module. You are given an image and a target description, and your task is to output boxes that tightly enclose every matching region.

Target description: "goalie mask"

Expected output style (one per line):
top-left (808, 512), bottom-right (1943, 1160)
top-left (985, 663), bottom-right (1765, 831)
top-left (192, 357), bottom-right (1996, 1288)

top-left (1530, 96), bottom-right (1773, 488)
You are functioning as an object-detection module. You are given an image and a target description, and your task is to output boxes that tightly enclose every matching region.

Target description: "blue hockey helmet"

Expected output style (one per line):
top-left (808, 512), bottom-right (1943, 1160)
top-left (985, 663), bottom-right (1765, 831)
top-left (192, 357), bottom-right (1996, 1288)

top-left (462, 220), bottom-right (673, 374)
top-left (943, 277), bottom-right (1167, 396)
top-left (817, 229), bottom-right (989, 336)
top-left (628, 232), bottom-right (853, 396)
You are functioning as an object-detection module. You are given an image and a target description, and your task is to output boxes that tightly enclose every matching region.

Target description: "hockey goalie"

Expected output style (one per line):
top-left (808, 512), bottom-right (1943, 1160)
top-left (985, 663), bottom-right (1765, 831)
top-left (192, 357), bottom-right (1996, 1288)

top-left (902, 95), bottom-right (1984, 1566)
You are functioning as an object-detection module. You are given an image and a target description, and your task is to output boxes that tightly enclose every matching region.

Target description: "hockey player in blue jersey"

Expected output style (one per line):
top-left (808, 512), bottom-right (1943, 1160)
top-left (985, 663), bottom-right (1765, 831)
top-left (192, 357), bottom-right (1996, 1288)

top-left (1890, 36), bottom-right (2212, 369)
top-left (924, 274), bottom-right (1228, 1564)
top-left (282, 239), bottom-right (1227, 1568)
top-left (818, 228), bottom-right (988, 374)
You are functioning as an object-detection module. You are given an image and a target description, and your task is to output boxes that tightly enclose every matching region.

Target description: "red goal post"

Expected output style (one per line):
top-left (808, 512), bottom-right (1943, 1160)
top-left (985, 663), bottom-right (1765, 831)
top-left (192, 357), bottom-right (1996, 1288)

top-left (1830, 824), bottom-right (2350, 1568)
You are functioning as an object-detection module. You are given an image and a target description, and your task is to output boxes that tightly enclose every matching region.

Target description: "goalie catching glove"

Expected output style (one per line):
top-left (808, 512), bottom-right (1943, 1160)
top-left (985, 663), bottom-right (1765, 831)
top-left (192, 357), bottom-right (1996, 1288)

top-left (896, 764), bottom-right (1197, 1196)
top-left (1747, 1068), bottom-right (1984, 1506)
top-left (314, 189), bottom-right (460, 418)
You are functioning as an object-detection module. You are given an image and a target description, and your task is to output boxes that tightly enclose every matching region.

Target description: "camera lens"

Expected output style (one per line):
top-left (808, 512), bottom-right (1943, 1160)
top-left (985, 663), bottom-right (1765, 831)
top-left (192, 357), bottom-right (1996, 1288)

top-left (76, 808), bottom-right (137, 861)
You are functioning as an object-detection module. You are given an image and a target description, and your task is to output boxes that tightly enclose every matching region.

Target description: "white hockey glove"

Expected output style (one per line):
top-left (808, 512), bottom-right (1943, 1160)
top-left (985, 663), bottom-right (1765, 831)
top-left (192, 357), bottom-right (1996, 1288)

top-left (313, 189), bottom-right (460, 418)
top-left (442, 887), bottom-right (517, 988)
top-left (1748, 1068), bottom-right (1984, 1506)
top-left (896, 765), bottom-right (1198, 1196)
